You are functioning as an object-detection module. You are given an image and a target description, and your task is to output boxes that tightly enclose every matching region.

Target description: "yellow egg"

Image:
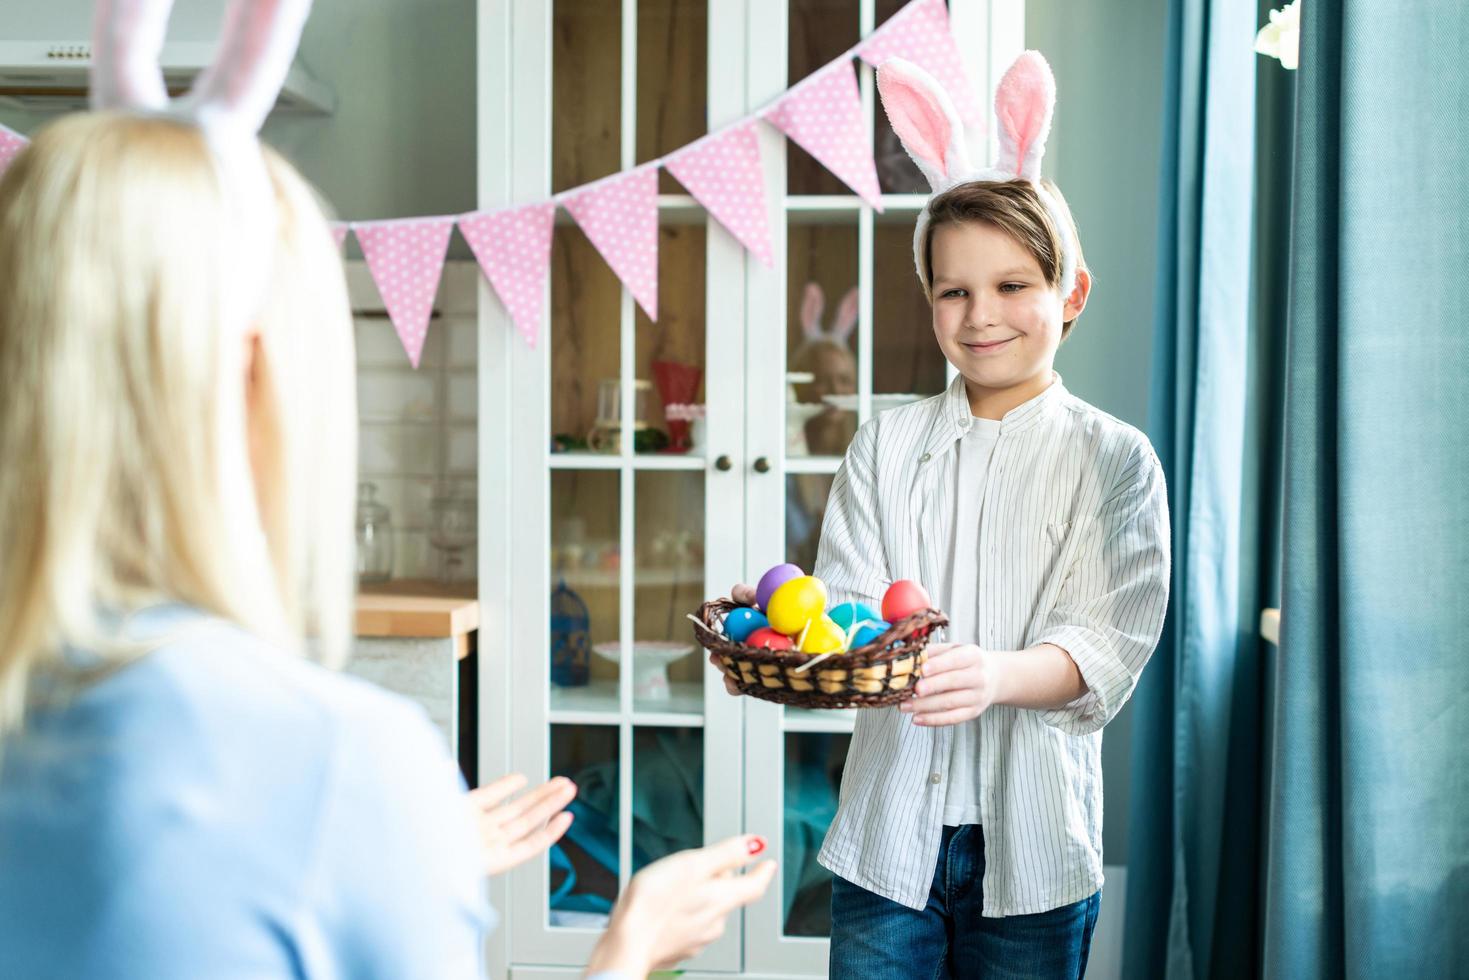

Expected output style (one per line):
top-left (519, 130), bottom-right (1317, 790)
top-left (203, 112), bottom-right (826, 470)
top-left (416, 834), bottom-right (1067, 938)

top-left (766, 576), bottom-right (828, 635)
top-left (799, 614), bottom-right (847, 654)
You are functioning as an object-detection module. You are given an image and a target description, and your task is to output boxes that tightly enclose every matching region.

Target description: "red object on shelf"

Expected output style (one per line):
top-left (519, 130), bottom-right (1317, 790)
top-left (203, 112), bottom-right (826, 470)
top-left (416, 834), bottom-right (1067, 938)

top-left (652, 360), bottom-right (703, 450)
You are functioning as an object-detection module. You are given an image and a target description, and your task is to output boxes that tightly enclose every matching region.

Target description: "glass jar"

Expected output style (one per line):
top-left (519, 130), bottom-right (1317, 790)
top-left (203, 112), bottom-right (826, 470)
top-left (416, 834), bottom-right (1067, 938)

top-left (355, 482), bottom-right (394, 584)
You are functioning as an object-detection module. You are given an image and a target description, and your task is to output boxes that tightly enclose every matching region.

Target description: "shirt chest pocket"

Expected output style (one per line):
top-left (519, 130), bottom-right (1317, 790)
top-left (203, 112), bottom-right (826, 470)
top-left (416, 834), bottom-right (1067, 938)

top-left (1044, 519), bottom-right (1075, 546)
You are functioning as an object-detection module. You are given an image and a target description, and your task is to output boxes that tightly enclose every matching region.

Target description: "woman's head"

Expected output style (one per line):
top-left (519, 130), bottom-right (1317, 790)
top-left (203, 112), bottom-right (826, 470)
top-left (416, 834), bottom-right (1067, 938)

top-left (0, 113), bottom-right (356, 732)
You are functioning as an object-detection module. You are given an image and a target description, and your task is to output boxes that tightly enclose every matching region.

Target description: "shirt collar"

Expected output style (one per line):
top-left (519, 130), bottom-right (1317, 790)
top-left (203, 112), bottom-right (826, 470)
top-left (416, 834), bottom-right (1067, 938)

top-left (922, 372), bottom-right (1069, 462)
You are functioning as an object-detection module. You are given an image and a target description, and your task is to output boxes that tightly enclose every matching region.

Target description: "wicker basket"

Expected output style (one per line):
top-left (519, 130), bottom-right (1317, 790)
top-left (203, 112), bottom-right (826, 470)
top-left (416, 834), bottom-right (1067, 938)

top-left (691, 598), bottom-right (948, 709)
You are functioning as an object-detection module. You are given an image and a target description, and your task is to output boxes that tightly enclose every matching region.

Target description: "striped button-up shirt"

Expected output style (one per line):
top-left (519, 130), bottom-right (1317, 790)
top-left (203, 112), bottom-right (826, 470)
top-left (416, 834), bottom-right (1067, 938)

top-left (814, 373), bottom-right (1170, 915)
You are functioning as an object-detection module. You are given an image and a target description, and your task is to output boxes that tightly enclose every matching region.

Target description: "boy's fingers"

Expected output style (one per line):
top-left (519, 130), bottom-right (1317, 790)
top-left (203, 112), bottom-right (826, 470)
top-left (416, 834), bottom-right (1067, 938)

top-left (503, 777), bottom-right (576, 824)
top-left (731, 583), bottom-right (757, 605)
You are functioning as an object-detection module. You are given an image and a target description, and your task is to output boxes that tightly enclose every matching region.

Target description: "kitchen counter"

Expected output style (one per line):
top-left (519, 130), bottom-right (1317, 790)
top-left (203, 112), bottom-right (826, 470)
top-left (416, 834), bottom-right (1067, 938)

top-left (347, 583), bottom-right (479, 750)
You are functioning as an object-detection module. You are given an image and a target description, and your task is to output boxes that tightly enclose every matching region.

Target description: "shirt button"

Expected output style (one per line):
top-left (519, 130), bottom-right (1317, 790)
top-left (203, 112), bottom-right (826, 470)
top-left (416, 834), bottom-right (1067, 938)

top-left (929, 772), bottom-right (942, 785)
top-left (919, 453), bottom-right (932, 463)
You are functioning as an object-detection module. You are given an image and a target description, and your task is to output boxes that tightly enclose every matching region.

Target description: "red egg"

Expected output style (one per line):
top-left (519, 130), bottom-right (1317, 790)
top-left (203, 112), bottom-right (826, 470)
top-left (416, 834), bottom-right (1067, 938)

top-left (745, 627), bottom-right (794, 651)
top-left (882, 580), bottom-right (931, 623)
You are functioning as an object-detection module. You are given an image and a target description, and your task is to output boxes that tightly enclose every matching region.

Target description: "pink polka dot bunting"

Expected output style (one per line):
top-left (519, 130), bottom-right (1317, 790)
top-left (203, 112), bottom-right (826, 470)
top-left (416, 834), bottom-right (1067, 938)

top-left (763, 60), bottom-right (883, 210)
top-left (664, 120), bottom-right (774, 268)
top-left (329, 222), bottom-right (351, 252)
top-left (857, 0), bottom-right (983, 125)
top-left (0, 125), bottom-right (28, 177)
top-left (458, 202), bottom-right (556, 349)
top-left (562, 165), bottom-right (660, 321)
top-left (353, 216), bottom-right (455, 369)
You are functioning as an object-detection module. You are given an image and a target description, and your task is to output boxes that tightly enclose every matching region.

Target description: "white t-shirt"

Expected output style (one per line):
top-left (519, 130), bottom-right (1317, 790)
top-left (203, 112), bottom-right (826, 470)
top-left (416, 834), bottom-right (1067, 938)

top-left (941, 415), bottom-right (1002, 826)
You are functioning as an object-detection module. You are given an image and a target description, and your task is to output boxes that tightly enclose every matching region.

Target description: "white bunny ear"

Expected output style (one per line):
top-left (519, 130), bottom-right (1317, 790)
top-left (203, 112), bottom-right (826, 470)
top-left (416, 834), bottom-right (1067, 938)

top-left (183, 0), bottom-right (314, 135)
top-left (90, 0), bottom-right (172, 112)
top-left (831, 287), bottom-right (858, 344)
top-left (993, 51), bottom-right (1056, 181)
top-left (800, 282), bottom-right (825, 340)
top-left (876, 58), bottom-right (972, 192)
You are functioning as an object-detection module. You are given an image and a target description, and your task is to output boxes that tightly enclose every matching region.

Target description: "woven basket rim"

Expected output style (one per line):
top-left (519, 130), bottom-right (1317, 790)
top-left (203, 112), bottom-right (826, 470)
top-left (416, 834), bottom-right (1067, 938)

top-left (691, 597), bottom-right (947, 666)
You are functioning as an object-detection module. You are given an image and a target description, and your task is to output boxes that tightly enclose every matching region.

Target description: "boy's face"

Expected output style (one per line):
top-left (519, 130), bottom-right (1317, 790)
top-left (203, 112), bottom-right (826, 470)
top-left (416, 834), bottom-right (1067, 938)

top-left (929, 221), bottom-right (1087, 414)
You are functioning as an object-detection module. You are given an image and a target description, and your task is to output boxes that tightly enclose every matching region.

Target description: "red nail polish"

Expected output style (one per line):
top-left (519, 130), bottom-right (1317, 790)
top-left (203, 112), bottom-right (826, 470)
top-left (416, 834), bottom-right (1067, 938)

top-left (748, 836), bottom-right (767, 855)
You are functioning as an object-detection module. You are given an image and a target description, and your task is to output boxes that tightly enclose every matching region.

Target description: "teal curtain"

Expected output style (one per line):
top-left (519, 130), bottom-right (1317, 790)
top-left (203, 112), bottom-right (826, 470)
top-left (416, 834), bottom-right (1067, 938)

top-left (1263, 2), bottom-right (1469, 976)
top-left (1122, 0), bottom-right (1272, 976)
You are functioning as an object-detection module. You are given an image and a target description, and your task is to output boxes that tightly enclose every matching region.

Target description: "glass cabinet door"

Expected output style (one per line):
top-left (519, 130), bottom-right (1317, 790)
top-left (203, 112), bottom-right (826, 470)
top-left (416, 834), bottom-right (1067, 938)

top-left (502, 0), bottom-right (745, 972)
top-left (743, 0), bottom-right (1003, 975)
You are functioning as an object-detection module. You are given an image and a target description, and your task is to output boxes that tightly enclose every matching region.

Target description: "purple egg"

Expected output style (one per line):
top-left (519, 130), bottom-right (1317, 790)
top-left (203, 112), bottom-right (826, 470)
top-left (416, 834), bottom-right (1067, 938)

top-left (755, 563), bottom-right (804, 612)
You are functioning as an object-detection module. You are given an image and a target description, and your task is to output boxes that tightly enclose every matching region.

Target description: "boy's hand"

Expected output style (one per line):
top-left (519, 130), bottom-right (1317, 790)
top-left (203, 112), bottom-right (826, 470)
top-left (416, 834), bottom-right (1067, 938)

top-left (708, 582), bottom-right (757, 696)
top-left (899, 643), bottom-right (1002, 726)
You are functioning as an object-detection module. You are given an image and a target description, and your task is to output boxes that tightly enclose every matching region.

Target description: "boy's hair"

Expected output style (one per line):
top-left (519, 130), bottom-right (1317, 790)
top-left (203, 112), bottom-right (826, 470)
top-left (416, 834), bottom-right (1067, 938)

top-left (0, 113), bottom-right (357, 736)
top-left (922, 179), bottom-right (1090, 336)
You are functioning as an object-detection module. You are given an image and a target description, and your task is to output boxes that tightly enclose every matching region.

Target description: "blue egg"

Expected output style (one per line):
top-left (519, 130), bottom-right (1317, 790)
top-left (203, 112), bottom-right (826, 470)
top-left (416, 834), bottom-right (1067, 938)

top-left (850, 619), bottom-right (890, 648)
top-left (723, 607), bottom-right (770, 644)
top-left (829, 601), bottom-right (880, 632)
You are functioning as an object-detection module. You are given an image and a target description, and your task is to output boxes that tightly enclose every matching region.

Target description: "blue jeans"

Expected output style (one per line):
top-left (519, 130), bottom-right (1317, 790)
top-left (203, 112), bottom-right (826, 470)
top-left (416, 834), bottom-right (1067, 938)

top-left (829, 825), bottom-right (1101, 979)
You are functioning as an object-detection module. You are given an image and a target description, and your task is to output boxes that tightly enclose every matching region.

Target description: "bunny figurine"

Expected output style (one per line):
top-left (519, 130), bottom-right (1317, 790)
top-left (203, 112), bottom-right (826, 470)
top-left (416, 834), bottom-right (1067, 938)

top-left (790, 281), bottom-right (859, 457)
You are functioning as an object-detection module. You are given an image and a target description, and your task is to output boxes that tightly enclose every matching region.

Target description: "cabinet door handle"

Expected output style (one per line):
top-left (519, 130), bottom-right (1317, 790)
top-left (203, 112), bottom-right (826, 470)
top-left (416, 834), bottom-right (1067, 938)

top-left (714, 455), bottom-right (733, 471)
top-left (753, 456), bottom-right (771, 474)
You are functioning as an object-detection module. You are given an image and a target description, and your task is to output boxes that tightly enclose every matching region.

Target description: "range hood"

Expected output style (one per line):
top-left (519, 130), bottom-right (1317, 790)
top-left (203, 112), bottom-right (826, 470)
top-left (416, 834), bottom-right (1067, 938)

top-left (0, 1), bottom-right (333, 115)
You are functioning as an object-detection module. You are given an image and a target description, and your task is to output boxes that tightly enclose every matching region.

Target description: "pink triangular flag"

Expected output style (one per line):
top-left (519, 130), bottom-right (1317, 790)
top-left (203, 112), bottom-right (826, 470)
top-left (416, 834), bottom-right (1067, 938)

top-left (0, 124), bottom-right (29, 177)
top-left (353, 217), bottom-right (455, 368)
top-left (562, 165), bottom-right (660, 321)
top-left (664, 121), bottom-right (774, 268)
top-left (458, 202), bottom-right (556, 348)
top-left (763, 60), bottom-right (883, 210)
top-left (857, 0), bottom-right (982, 124)
top-left (330, 222), bottom-right (350, 252)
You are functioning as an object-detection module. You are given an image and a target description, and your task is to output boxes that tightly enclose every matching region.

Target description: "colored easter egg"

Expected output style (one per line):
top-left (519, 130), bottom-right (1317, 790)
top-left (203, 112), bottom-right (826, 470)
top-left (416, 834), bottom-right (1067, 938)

top-left (766, 575), bottom-right (828, 635)
top-left (799, 615), bottom-right (847, 654)
top-left (723, 607), bottom-right (769, 644)
top-left (755, 563), bottom-right (804, 611)
top-left (850, 619), bottom-right (890, 648)
top-left (882, 580), bottom-right (932, 623)
top-left (746, 627), bottom-right (794, 651)
top-left (829, 601), bottom-right (880, 632)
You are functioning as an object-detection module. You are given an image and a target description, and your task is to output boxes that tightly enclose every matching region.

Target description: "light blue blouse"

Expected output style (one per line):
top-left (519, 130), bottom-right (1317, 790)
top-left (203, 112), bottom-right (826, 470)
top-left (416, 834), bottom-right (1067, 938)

top-left (0, 605), bottom-right (494, 979)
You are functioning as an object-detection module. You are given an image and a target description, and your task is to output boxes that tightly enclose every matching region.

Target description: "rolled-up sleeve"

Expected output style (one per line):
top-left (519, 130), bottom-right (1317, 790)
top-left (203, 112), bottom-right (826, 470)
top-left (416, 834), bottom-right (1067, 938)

top-left (1037, 445), bottom-right (1171, 736)
top-left (812, 421), bottom-right (891, 610)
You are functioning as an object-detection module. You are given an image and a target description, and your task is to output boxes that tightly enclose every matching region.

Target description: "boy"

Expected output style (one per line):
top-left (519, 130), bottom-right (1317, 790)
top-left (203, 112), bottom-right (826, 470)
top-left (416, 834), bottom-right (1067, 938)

top-left (728, 54), bottom-right (1170, 978)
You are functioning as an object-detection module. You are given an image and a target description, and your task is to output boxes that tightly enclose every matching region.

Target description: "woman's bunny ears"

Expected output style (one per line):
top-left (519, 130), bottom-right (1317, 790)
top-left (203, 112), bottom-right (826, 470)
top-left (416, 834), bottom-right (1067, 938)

top-left (877, 51), bottom-right (1077, 299)
top-left (799, 282), bottom-right (858, 348)
top-left (90, 0), bottom-right (313, 138)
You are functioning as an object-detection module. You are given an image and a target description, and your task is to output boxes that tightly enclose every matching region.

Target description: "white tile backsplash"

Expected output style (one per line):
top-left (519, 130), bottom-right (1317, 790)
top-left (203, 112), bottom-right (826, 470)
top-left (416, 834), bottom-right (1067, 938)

top-left (351, 260), bottom-right (479, 582)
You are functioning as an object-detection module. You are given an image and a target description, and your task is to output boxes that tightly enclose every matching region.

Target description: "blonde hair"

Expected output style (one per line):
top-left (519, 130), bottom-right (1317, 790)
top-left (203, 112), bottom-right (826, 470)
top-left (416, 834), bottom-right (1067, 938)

top-left (0, 113), bottom-right (357, 736)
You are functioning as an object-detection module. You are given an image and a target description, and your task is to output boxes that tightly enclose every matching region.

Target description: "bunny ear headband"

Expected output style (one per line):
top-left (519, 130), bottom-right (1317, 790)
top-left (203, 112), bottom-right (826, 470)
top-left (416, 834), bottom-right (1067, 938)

top-left (89, 0), bottom-right (315, 328)
top-left (875, 51), bottom-right (1077, 300)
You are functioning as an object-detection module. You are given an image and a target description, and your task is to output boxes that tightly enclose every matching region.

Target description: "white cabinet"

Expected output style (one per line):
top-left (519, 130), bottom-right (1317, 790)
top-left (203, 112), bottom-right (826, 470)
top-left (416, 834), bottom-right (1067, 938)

top-left (476, 2), bottom-right (1022, 975)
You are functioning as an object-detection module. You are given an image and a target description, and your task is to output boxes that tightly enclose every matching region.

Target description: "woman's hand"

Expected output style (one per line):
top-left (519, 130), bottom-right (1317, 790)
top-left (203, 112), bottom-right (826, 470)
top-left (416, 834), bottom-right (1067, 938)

top-left (586, 834), bottom-right (777, 975)
top-left (708, 583), bottom-right (758, 696)
top-left (899, 643), bottom-right (1003, 726)
top-left (468, 773), bottom-right (576, 876)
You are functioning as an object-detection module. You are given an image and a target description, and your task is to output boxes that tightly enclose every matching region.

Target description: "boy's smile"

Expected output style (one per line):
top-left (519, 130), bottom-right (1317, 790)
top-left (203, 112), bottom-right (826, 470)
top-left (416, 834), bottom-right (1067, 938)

top-left (929, 221), bottom-right (1090, 419)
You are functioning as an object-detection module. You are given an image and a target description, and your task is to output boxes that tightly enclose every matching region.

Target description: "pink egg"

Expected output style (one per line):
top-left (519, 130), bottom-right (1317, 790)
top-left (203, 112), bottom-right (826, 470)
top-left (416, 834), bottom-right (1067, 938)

top-left (755, 563), bottom-right (803, 611)
top-left (746, 627), bottom-right (794, 651)
top-left (882, 579), bottom-right (932, 623)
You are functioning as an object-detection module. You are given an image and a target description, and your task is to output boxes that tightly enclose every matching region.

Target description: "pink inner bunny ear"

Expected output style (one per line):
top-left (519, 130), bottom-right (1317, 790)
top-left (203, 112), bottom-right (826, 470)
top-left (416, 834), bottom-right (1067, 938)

top-left (876, 59), bottom-right (956, 182)
top-left (994, 51), bottom-right (1056, 180)
top-left (186, 0), bottom-right (313, 135)
top-left (90, 0), bottom-right (172, 112)
top-left (801, 282), bottom-right (825, 338)
top-left (833, 288), bottom-right (859, 341)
